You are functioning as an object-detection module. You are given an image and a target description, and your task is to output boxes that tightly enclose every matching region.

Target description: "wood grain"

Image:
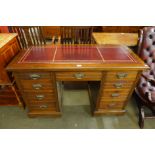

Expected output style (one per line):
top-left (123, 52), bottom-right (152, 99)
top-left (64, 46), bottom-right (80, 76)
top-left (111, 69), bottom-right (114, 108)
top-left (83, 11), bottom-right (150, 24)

top-left (92, 33), bottom-right (138, 46)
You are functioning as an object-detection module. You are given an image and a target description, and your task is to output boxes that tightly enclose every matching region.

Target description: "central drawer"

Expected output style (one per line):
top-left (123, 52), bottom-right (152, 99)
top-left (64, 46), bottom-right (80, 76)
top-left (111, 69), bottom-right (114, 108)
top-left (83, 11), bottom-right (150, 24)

top-left (56, 71), bottom-right (102, 81)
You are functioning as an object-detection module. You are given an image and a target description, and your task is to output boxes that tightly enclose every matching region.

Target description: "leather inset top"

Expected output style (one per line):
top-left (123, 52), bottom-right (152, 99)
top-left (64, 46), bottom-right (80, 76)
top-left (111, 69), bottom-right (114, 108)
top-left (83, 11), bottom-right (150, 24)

top-left (18, 45), bottom-right (138, 64)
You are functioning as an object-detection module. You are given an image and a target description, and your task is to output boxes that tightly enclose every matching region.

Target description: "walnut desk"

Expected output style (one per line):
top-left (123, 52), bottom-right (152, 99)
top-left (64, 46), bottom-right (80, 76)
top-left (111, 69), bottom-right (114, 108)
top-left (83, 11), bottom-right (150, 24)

top-left (92, 33), bottom-right (138, 46)
top-left (6, 45), bottom-right (148, 117)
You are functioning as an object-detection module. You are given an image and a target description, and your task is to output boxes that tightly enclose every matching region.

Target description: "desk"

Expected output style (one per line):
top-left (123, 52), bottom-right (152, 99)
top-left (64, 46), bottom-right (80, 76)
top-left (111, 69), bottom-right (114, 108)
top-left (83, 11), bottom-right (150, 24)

top-left (7, 45), bottom-right (147, 117)
top-left (92, 33), bottom-right (138, 46)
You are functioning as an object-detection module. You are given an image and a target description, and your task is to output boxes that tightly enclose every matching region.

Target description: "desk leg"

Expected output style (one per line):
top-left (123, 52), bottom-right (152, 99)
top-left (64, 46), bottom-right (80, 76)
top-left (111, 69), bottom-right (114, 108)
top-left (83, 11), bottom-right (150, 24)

top-left (11, 85), bottom-right (24, 108)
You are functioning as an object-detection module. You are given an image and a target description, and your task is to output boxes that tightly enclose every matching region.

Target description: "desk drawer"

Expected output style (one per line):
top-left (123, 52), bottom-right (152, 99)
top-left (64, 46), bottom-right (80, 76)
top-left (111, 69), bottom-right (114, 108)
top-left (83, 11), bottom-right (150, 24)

top-left (105, 71), bottom-right (137, 81)
top-left (99, 101), bottom-right (124, 109)
top-left (25, 92), bottom-right (56, 102)
top-left (56, 72), bottom-right (102, 81)
top-left (103, 81), bottom-right (134, 89)
top-left (15, 72), bottom-right (52, 80)
top-left (28, 102), bottom-right (57, 110)
top-left (101, 90), bottom-right (129, 101)
top-left (19, 79), bottom-right (54, 91)
top-left (29, 106), bottom-right (56, 111)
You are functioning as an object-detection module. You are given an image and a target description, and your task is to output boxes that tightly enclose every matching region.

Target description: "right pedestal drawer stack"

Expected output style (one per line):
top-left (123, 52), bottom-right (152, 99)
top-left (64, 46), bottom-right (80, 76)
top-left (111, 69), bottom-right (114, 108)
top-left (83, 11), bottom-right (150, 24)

top-left (95, 71), bottom-right (139, 115)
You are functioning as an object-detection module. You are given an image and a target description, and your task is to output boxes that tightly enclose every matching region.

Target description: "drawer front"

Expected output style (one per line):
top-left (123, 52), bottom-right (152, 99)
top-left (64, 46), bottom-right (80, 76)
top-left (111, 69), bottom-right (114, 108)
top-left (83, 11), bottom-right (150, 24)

top-left (103, 81), bottom-right (134, 89)
top-left (101, 90), bottom-right (129, 101)
top-left (15, 72), bottom-right (51, 80)
top-left (105, 71), bottom-right (137, 81)
top-left (25, 92), bottom-right (56, 102)
top-left (28, 101), bottom-right (56, 107)
top-left (99, 101), bottom-right (124, 109)
top-left (28, 109), bottom-right (58, 115)
top-left (20, 79), bottom-right (54, 91)
top-left (56, 72), bottom-right (102, 81)
top-left (28, 102), bottom-right (57, 110)
top-left (29, 106), bottom-right (56, 111)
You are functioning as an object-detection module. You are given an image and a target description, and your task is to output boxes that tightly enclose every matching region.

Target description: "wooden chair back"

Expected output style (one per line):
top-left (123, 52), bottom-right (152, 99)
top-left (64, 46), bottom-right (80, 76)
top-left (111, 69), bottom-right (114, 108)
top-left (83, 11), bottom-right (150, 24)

top-left (60, 26), bottom-right (93, 44)
top-left (9, 26), bottom-right (46, 49)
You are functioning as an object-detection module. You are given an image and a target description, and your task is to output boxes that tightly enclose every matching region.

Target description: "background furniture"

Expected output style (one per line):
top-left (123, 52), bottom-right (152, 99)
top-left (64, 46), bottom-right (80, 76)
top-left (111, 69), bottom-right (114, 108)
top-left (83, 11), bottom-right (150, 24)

top-left (9, 26), bottom-right (46, 49)
top-left (7, 45), bottom-right (147, 117)
top-left (102, 26), bottom-right (144, 33)
top-left (92, 33), bottom-right (138, 46)
top-left (135, 27), bottom-right (155, 128)
top-left (42, 26), bottom-right (60, 40)
top-left (60, 26), bottom-right (93, 44)
top-left (0, 33), bottom-right (22, 106)
top-left (41, 26), bottom-right (101, 39)
top-left (38, 26), bottom-right (144, 39)
top-left (7, 26), bottom-right (145, 46)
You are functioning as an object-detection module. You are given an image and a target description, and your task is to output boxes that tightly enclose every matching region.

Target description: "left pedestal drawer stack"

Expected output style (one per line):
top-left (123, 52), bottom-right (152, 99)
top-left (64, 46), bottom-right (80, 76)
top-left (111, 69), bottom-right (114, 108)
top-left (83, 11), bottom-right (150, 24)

top-left (13, 72), bottom-right (61, 117)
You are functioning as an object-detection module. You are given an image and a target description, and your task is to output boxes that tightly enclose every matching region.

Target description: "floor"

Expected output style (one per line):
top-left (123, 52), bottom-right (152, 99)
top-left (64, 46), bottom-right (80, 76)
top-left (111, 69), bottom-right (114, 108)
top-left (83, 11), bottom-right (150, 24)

top-left (0, 83), bottom-right (155, 129)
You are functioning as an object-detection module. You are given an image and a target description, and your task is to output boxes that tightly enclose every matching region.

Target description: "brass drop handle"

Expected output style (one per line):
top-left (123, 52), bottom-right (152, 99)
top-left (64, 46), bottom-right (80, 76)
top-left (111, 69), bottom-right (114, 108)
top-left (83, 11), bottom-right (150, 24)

top-left (111, 93), bottom-right (120, 97)
top-left (108, 103), bottom-right (116, 107)
top-left (73, 73), bottom-right (85, 79)
top-left (29, 74), bottom-right (41, 80)
top-left (32, 84), bottom-right (42, 90)
top-left (36, 95), bottom-right (45, 100)
top-left (39, 105), bottom-right (48, 109)
top-left (114, 83), bottom-right (123, 88)
top-left (116, 73), bottom-right (128, 79)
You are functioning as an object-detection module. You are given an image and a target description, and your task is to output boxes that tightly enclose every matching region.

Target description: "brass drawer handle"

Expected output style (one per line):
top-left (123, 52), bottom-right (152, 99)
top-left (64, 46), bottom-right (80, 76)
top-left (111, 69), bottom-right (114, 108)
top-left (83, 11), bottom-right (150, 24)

top-left (36, 95), bottom-right (45, 100)
top-left (32, 84), bottom-right (42, 90)
top-left (108, 103), bottom-right (116, 107)
top-left (73, 73), bottom-right (85, 79)
top-left (114, 83), bottom-right (123, 88)
top-left (111, 93), bottom-right (120, 97)
top-left (39, 105), bottom-right (48, 109)
top-left (29, 74), bottom-right (41, 80)
top-left (116, 73), bottom-right (128, 79)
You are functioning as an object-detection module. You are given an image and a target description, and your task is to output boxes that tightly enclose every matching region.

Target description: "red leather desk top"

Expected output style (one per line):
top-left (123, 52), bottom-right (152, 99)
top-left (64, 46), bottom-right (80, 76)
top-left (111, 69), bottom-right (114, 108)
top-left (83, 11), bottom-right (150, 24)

top-left (18, 45), bottom-right (138, 64)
